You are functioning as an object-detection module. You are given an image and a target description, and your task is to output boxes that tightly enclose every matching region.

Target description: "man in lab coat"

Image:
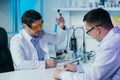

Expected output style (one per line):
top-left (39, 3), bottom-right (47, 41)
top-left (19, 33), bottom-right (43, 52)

top-left (10, 10), bottom-right (67, 70)
top-left (53, 8), bottom-right (120, 80)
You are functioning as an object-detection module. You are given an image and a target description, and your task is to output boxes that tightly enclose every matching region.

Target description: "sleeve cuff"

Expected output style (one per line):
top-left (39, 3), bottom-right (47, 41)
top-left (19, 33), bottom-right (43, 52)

top-left (59, 71), bottom-right (73, 80)
top-left (76, 65), bottom-right (84, 73)
top-left (38, 61), bottom-right (46, 69)
top-left (58, 25), bottom-right (68, 31)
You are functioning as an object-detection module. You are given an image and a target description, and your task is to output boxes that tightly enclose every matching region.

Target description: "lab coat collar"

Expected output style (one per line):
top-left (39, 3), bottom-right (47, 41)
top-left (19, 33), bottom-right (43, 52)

top-left (21, 29), bottom-right (45, 42)
top-left (98, 27), bottom-right (120, 47)
top-left (21, 29), bottom-right (32, 42)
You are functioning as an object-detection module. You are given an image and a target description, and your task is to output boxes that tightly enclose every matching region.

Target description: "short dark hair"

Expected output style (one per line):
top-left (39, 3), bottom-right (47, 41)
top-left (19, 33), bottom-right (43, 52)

top-left (83, 8), bottom-right (113, 29)
top-left (21, 10), bottom-right (42, 28)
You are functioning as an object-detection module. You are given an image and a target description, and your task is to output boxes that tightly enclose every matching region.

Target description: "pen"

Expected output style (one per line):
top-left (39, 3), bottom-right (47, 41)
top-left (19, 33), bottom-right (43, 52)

top-left (50, 57), bottom-right (57, 60)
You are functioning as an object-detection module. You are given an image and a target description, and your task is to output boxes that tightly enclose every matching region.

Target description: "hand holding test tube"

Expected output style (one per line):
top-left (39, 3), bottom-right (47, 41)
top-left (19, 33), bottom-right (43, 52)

top-left (56, 9), bottom-right (65, 29)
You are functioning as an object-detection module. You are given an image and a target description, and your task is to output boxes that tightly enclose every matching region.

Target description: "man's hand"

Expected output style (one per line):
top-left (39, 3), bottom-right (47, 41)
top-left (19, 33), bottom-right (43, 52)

top-left (63, 63), bottom-right (77, 72)
top-left (53, 68), bottom-right (62, 80)
top-left (56, 13), bottom-right (65, 29)
top-left (46, 59), bottom-right (58, 68)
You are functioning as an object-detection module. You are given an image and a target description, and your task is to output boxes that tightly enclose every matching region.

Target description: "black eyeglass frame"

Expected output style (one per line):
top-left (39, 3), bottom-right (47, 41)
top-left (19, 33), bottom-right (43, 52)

top-left (86, 24), bottom-right (102, 35)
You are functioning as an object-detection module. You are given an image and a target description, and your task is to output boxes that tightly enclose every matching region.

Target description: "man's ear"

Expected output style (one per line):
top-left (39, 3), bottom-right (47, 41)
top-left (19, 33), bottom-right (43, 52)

top-left (96, 27), bottom-right (101, 34)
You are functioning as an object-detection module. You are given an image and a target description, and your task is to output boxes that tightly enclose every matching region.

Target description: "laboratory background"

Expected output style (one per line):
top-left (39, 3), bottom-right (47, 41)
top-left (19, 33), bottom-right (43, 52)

top-left (1, 0), bottom-right (120, 56)
top-left (0, 0), bottom-right (120, 79)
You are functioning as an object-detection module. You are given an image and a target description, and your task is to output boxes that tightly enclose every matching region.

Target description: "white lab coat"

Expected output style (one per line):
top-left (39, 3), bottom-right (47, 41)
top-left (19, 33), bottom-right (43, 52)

top-left (112, 68), bottom-right (120, 80)
top-left (59, 27), bottom-right (120, 80)
top-left (10, 27), bottom-right (67, 70)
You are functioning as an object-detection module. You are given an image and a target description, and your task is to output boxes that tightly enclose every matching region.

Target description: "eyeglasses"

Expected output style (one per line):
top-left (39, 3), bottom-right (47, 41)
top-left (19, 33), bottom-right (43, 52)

top-left (31, 22), bottom-right (43, 30)
top-left (86, 27), bottom-right (94, 35)
top-left (86, 24), bottom-right (102, 35)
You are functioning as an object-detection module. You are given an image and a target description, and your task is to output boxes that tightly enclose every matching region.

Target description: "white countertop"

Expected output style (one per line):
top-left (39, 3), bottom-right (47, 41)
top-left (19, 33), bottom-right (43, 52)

top-left (0, 61), bottom-right (66, 80)
top-left (0, 68), bottom-right (56, 80)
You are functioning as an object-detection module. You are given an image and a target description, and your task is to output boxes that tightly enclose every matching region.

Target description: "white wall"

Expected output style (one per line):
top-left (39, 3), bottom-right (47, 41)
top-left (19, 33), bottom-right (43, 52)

top-left (43, 0), bottom-right (61, 33)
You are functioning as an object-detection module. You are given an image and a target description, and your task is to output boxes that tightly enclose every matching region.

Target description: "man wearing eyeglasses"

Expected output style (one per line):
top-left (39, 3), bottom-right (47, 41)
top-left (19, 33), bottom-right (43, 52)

top-left (53, 8), bottom-right (120, 80)
top-left (10, 10), bottom-right (67, 70)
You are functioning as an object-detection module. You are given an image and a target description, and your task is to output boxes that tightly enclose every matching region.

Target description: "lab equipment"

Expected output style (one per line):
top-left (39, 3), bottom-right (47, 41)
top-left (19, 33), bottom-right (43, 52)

top-left (69, 57), bottom-right (81, 64)
top-left (69, 26), bottom-right (86, 64)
